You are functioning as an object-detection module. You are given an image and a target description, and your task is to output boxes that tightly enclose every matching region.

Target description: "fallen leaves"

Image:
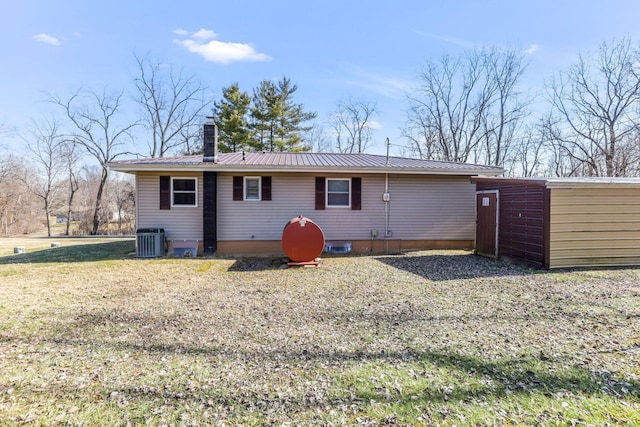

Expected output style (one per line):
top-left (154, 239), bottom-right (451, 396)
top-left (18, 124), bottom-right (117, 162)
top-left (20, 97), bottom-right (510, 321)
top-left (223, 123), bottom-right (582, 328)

top-left (0, 249), bottom-right (639, 424)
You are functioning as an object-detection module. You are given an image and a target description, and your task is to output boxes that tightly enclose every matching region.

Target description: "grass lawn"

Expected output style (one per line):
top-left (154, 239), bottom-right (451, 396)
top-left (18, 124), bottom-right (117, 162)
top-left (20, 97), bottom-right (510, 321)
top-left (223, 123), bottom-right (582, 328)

top-left (0, 237), bottom-right (639, 425)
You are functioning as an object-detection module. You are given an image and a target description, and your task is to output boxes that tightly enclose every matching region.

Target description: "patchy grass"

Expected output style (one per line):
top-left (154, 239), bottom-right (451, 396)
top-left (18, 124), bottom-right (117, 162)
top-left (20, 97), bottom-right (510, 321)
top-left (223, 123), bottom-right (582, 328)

top-left (0, 237), bottom-right (134, 263)
top-left (0, 239), bottom-right (639, 425)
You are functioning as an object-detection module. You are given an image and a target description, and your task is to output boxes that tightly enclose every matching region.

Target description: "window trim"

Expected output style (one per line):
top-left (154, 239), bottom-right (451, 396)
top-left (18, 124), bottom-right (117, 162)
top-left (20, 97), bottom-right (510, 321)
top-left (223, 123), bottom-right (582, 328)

top-left (171, 177), bottom-right (198, 207)
top-left (326, 178), bottom-right (351, 208)
top-left (243, 176), bottom-right (262, 201)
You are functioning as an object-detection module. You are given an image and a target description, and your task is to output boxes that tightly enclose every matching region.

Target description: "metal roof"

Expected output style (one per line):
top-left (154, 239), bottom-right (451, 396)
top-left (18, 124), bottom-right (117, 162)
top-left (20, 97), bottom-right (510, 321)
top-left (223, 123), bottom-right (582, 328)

top-left (109, 152), bottom-right (503, 176)
top-left (472, 176), bottom-right (640, 188)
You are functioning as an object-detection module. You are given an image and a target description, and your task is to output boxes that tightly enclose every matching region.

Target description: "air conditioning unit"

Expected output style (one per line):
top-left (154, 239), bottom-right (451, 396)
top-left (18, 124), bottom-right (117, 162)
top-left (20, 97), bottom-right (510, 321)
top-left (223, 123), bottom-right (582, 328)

top-left (136, 228), bottom-right (165, 257)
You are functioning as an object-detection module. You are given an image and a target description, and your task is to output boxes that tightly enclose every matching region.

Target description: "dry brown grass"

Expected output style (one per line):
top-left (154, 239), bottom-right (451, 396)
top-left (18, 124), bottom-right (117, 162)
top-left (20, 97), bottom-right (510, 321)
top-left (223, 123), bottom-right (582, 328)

top-left (0, 237), bottom-right (639, 425)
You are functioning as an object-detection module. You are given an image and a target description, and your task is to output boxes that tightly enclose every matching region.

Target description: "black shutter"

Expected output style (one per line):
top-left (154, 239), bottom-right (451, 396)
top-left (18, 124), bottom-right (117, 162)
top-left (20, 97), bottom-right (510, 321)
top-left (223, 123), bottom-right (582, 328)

top-left (233, 176), bottom-right (243, 201)
top-left (262, 176), bottom-right (272, 201)
top-left (160, 176), bottom-right (171, 209)
top-left (315, 177), bottom-right (325, 210)
top-left (351, 177), bottom-right (362, 210)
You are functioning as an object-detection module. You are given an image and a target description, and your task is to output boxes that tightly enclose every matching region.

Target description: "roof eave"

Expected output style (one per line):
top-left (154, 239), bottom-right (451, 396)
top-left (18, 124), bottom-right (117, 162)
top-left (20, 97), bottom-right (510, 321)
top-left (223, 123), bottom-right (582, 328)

top-left (109, 162), bottom-right (503, 176)
top-left (545, 179), bottom-right (640, 189)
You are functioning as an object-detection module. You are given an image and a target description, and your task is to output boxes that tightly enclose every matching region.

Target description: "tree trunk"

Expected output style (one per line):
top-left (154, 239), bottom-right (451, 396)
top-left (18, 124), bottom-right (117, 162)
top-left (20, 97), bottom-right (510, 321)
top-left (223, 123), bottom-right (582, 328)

top-left (45, 201), bottom-right (52, 237)
top-left (65, 187), bottom-right (76, 236)
top-left (91, 167), bottom-right (108, 235)
top-left (607, 125), bottom-right (616, 177)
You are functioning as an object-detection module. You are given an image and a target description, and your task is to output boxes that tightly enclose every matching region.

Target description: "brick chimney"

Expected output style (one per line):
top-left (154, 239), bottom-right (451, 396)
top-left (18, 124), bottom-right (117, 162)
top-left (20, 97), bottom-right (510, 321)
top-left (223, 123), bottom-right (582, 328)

top-left (203, 121), bottom-right (218, 163)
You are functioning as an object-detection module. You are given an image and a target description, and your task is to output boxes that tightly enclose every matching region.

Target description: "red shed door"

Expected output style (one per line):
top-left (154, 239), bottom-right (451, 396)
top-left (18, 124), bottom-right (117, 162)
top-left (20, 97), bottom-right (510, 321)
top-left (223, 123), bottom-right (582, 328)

top-left (476, 191), bottom-right (498, 258)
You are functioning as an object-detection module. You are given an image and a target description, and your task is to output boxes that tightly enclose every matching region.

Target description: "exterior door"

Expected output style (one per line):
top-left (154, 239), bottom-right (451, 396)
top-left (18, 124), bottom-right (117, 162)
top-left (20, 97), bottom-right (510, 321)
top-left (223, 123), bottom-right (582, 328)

top-left (476, 191), bottom-right (498, 258)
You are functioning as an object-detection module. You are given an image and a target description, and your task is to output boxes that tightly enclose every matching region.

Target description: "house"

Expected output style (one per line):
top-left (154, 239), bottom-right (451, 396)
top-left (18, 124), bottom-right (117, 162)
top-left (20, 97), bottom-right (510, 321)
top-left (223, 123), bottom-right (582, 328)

top-left (472, 177), bottom-right (640, 269)
top-left (109, 123), bottom-right (503, 257)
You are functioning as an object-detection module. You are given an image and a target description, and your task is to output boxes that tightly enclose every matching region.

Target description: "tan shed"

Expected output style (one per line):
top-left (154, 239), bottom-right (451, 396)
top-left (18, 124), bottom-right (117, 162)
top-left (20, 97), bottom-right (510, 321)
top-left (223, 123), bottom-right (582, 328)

top-left (472, 177), bottom-right (640, 269)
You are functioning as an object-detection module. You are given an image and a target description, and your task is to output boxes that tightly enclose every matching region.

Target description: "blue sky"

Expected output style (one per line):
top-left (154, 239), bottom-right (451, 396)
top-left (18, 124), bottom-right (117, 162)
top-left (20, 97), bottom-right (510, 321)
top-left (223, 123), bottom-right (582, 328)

top-left (3, 0), bottom-right (640, 156)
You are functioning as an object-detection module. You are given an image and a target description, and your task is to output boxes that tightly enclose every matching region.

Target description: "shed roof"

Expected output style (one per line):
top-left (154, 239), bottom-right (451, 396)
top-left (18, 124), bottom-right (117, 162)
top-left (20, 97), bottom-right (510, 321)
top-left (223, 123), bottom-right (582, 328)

top-left (110, 152), bottom-right (503, 176)
top-left (472, 176), bottom-right (640, 188)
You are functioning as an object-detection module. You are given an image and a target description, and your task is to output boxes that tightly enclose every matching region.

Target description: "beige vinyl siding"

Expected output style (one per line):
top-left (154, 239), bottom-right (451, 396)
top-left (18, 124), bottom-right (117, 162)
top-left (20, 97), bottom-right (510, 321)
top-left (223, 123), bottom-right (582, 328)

top-left (217, 173), bottom-right (475, 242)
top-left (387, 175), bottom-right (476, 240)
top-left (136, 171), bottom-right (203, 240)
top-left (549, 187), bottom-right (640, 268)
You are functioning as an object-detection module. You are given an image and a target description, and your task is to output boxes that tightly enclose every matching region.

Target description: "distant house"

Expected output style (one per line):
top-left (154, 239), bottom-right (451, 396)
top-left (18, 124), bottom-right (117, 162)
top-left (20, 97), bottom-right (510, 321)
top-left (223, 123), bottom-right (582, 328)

top-left (473, 177), bottom-right (640, 269)
top-left (109, 124), bottom-right (502, 256)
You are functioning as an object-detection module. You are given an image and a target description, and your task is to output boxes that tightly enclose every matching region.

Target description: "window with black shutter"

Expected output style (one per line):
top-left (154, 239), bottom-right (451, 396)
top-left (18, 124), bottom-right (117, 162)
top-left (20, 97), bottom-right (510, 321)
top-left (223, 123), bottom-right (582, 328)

top-left (316, 177), bottom-right (361, 210)
top-left (233, 176), bottom-right (271, 201)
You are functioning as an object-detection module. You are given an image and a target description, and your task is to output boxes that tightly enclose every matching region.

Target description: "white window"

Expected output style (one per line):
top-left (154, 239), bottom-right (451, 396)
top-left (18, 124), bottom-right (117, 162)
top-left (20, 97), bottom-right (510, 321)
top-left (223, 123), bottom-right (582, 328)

top-left (244, 176), bottom-right (261, 201)
top-left (327, 178), bottom-right (350, 207)
top-left (172, 177), bottom-right (197, 207)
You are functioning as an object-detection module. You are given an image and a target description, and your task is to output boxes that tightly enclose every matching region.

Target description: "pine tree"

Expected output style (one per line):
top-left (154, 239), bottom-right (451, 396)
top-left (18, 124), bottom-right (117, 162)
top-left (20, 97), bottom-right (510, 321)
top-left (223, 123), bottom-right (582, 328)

top-left (250, 77), bottom-right (316, 152)
top-left (249, 80), bottom-right (278, 151)
top-left (212, 83), bottom-right (253, 153)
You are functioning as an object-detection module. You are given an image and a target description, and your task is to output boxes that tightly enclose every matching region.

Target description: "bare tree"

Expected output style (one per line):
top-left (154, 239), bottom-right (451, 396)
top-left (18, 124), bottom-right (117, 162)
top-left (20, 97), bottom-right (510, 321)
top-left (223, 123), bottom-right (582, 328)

top-left (180, 125), bottom-right (203, 155)
top-left (51, 88), bottom-right (138, 234)
top-left (546, 38), bottom-right (640, 177)
top-left (614, 131), bottom-right (640, 176)
top-left (0, 154), bottom-right (19, 235)
top-left (404, 47), bottom-right (529, 165)
top-left (109, 174), bottom-right (136, 234)
top-left (0, 119), bottom-right (10, 138)
top-left (328, 98), bottom-right (378, 153)
top-left (480, 49), bottom-right (529, 166)
top-left (21, 119), bottom-right (64, 237)
top-left (134, 54), bottom-right (211, 158)
top-left (505, 121), bottom-right (549, 177)
top-left (305, 124), bottom-right (331, 152)
top-left (59, 139), bottom-right (81, 235)
top-left (401, 111), bottom-right (442, 160)
top-left (0, 153), bottom-right (43, 236)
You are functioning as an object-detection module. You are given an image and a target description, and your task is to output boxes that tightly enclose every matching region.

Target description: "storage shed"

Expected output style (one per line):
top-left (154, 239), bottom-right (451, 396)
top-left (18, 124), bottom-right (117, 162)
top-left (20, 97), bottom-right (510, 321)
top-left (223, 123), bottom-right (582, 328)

top-left (472, 177), bottom-right (640, 269)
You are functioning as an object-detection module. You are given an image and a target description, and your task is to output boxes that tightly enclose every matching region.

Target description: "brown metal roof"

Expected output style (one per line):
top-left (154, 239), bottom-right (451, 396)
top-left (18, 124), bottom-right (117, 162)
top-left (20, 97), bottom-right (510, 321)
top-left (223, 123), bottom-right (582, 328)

top-left (110, 152), bottom-right (503, 175)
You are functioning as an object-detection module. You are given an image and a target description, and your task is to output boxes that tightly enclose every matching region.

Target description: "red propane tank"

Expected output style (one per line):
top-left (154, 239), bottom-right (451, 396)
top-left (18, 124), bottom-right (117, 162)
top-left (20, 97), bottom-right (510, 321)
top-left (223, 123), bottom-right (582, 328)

top-left (281, 216), bottom-right (325, 262)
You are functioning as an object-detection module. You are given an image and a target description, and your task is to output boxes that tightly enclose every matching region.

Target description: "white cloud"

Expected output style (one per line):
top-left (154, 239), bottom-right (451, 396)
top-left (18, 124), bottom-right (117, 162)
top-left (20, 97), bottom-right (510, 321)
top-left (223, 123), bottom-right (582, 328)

top-left (172, 28), bottom-right (189, 36)
top-left (525, 44), bottom-right (539, 55)
top-left (176, 39), bottom-right (271, 64)
top-left (33, 33), bottom-right (60, 46)
top-left (191, 28), bottom-right (216, 41)
top-left (173, 28), bottom-right (270, 64)
top-left (367, 120), bottom-right (383, 130)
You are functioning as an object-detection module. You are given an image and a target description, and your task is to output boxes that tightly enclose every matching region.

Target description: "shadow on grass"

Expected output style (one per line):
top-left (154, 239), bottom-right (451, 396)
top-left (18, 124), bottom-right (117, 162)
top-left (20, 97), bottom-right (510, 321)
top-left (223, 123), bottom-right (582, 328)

top-left (0, 240), bottom-right (135, 264)
top-left (226, 257), bottom-right (286, 271)
top-left (375, 252), bottom-right (539, 281)
top-left (4, 299), bottom-right (639, 420)
top-left (5, 330), bottom-right (639, 422)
